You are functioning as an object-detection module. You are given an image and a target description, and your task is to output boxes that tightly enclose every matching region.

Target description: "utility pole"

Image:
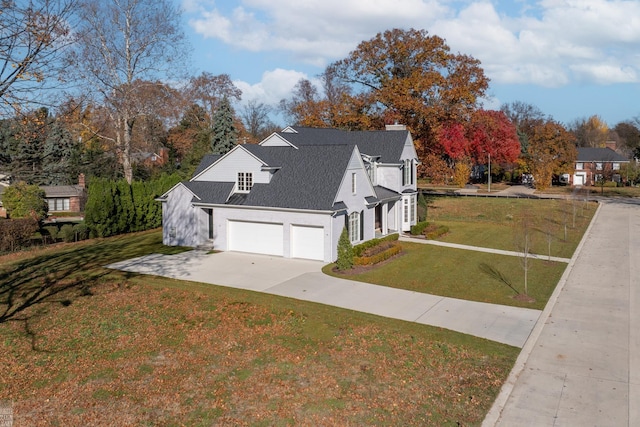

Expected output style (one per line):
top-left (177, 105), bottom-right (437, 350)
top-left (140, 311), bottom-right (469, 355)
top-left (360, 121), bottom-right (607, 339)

top-left (488, 152), bottom-right (491, 193)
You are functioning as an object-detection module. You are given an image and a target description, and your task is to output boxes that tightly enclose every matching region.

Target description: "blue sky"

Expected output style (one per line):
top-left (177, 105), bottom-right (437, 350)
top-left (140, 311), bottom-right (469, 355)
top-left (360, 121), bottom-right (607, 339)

top-left (178, 0), bottom-right (640, 127)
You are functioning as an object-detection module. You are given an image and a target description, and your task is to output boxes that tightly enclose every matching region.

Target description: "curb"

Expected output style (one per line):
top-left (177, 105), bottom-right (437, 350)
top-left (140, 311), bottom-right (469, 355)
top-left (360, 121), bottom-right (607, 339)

top-left (481, 201), bottom-right (604, 426)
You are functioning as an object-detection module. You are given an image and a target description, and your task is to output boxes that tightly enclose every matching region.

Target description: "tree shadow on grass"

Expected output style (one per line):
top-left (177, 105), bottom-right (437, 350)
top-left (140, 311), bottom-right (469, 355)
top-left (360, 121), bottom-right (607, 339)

top-left (0, 232), bottom-right (192, 329)
top-left (478, 262), bottom-right (519, 296)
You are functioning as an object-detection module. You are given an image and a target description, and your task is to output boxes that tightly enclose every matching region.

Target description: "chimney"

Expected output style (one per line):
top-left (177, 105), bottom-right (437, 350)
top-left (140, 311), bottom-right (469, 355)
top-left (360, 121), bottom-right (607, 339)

top-left (78, 173), bottom-right (86, 189)
top-left (385, 123), bottom-right (406, 131)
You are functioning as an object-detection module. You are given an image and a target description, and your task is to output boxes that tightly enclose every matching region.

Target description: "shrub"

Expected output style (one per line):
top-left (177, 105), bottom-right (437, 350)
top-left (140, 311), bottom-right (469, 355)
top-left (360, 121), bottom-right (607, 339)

top-left (354, 243), bottom-right (402, 266)
top-left (424, 224), bottom-right (450, 240)
top-left (60, 224), bottom-right (75, 242)
top-left (352, 233), bottom-right (399, 257)
top-left (0, 218), bottom-right (39, 252)
top-left (410, 221), bottom-right (429, 235)
top-left (73, 223), bottom-right (89, 241)
top-left (43, 225), bottom-right (59, 242)
top-left (336, 227), bottom-right (354, 270)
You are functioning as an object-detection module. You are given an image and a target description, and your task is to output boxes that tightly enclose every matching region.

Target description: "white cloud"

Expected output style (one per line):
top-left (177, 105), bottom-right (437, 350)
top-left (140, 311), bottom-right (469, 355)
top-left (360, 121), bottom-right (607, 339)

top-left (185, 0), bottom-right (640, 87)
top-left (233, 68), bottom-right (318, 106)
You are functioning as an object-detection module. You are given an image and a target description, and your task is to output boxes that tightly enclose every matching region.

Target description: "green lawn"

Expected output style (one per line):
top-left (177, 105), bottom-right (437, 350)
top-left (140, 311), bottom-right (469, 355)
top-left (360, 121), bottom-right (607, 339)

top-left (424, 197), bottom-right (597, 258)
top-left (326, 241), bottom-right (566, 310)
top-left (1, 230), bottom-right (518, 426)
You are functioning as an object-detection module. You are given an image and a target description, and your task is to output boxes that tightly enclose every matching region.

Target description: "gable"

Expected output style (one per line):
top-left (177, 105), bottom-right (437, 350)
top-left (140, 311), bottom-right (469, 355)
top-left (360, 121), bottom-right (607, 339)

top-left (192, 146), bottom-right (270, 184)
top-left (259, 132), bottom-right (298, 148)
top-left (400, 133), bottom-right (419, 162)
top-left (334, 146), bottom-right (376, 212)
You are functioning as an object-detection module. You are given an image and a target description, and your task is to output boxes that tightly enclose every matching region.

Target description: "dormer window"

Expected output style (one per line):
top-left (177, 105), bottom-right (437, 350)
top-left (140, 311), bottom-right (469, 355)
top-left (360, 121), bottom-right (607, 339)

top-left (237, 172), bottom-right (253, 192)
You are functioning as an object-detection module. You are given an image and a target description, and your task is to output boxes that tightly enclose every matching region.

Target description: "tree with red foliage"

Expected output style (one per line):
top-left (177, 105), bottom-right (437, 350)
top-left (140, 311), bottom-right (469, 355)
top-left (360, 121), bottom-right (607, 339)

top-left (439, 110), bottom-right (520, 165)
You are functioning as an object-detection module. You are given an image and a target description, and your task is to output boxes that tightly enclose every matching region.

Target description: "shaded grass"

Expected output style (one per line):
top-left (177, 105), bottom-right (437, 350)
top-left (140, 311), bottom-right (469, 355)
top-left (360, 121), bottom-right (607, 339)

top-left (326, 242), bottom-right (566, 310)
top-left (0, 230), bottom-right (519, 426)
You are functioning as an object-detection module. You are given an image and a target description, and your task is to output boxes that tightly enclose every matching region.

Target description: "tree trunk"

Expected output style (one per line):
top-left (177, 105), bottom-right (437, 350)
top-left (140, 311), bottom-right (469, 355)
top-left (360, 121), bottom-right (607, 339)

top-left (122, 115), bottom-right (134, 184)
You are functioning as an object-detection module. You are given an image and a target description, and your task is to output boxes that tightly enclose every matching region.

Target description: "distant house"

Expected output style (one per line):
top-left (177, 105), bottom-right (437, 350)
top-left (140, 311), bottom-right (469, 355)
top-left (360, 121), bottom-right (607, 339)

top-left (573, 147), bottom-right (630, 186)
top-left (132, 147), bottom-right (169, 167)
top-left (41, 174), bottom-right (87, 214)
top-left (158, 125), bottom-right (419, 262)
top-left (0, 180), bottom-right (8, 218)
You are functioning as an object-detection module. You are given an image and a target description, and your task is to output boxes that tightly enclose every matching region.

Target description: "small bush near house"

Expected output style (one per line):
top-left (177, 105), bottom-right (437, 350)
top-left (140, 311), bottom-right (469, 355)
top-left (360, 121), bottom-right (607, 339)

top-left (424, 224), bottom-right (450, 240)
top-left (354, 242), bottom-right (402, 266)
top-left (410, 221), bottom-right (429, 236)
top-left (60, 224), bottom-right (75, 242)
top-left (43, 225), bottom-right (59, 242)
top-left (352, 234), bottom-right (399, 257)
top-left (73, 223), bottom-right (89, 241)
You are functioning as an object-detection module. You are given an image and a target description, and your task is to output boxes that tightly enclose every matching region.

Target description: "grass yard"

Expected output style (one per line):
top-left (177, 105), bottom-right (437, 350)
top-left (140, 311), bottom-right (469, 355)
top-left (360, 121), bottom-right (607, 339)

top-left (1, 230), bottom-right (518, 426)
top-left (327, 242), bottom-right (566, 310)
top-left (424, 197), bottom-right (597, 258)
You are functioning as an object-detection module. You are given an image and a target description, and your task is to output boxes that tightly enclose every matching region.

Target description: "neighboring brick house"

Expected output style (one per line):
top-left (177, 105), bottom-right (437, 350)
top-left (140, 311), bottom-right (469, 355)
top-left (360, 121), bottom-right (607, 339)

top-left (41, 174), bottom-right (87, 214)
top-left (572, 147), bottom-right (630, 186)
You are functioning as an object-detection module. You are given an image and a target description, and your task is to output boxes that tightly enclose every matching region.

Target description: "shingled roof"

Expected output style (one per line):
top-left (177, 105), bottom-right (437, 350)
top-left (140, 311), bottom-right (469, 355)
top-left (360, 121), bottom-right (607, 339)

top-left (276, 126), bottom-right (409, 164)
top-left (577, 147), bottom-right (629, 162)
top-left (183, 127), bottom-right (410, 212)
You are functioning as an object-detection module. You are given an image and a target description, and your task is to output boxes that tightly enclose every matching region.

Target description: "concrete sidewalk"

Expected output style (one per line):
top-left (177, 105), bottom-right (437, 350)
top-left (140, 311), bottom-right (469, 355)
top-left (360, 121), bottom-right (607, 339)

top-left (400, 236), bottom-right (572, 263)
top-left (108, 250), bottom-right (541, 348)
top-left (484, 199), bottom-right (640, 426)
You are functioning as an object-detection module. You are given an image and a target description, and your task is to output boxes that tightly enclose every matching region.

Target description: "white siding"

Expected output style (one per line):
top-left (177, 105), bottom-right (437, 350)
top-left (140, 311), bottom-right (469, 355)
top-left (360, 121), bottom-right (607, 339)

top-left (376, 164), bottom-right (401, 192)
top-left (195, 147), bottom-right (270, 184)
top-left (259, 133), bottom-right (296, 147)
top-left (162, 184), bottom-right (201, 247)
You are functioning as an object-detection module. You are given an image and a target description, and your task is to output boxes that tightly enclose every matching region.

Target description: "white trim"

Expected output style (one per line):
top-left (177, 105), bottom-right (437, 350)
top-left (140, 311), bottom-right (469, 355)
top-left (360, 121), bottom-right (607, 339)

top-left (190, 145), bottom-right (268, 182)
top-left (158, 182), bottom-right (201, 201)
top-left (191, 202), bottom-right (334, 215)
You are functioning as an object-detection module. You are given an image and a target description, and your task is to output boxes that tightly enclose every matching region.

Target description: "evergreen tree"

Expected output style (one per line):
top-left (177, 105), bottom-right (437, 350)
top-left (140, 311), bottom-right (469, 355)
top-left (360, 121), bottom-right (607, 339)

top-left (42, 120), bottom-right (77, 185)
top-left (211, 96), bottom-right (238, 155)
top-left (336, 227), bottom-right (354, 270)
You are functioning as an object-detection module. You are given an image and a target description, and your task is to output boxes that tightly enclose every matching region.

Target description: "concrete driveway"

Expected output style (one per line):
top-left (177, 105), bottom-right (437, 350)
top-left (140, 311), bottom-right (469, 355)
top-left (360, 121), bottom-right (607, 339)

top-left (108, 249), bottom-right (541, 348)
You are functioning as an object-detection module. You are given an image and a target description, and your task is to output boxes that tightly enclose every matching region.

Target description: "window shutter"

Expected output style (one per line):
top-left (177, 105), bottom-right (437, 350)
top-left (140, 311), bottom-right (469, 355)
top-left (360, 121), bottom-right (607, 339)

top-left (401, 164), bottom-right (406, 186)
top-left (360, 210), bottom-right (364, 240)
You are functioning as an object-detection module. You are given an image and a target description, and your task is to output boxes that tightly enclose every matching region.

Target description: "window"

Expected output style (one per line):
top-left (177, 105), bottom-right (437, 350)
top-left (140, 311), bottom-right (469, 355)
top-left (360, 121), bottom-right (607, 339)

top-left (237, 172), bottom-right (253, 192)
top-left (613, 163), bottom-right (620, 170)
top-left (410, 195), bottom-right (415, 223)
top-left (403, 159), bottom-right (412, 186)
top-left (349, 211), bottom-right (361, 242)
top-left (367, 163), bottom-right (376, 185)
top-left (351, 172), bottom-right (357, 194)
top-left (595, 174), bottom-right (603, 182)
top-left (47, 198), bottom-right (70, 211)
top-left (596, 162), bottom-right (603, 171)
top-left (576, 162), bottom-right (583, 170)
top-left (207, 209), bottom-right (214, 239)
top-left (403, 198), bottom-right (409, 222)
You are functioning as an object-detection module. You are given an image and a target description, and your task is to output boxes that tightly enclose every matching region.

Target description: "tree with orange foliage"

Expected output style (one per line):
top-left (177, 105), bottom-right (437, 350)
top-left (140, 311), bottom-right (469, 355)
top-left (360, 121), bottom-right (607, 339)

top-left (526, 121), bottom-right (577, 190)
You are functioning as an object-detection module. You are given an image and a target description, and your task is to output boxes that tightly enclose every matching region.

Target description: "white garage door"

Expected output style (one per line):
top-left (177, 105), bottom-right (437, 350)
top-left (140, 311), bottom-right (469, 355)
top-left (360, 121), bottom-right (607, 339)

top-left (228, 221), bottom-right (283, 256)
top-left (291, 225), bottom-right (324, 261)
top-left (574, 174), bottom-right (585, 185)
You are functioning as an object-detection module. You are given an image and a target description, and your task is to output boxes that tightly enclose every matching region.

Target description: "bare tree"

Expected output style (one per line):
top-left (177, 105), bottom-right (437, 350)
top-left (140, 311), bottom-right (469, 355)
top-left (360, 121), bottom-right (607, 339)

top-left (70, 0), bottom-right (189, 183)
top-left (240, 100), bottom-right (275, 141)
top-left (514, 213), bottom-right (535, 297)
top-left (186, 72), bottom-right (242, 127)
top-left (0, 0), bottom-right (77, 117)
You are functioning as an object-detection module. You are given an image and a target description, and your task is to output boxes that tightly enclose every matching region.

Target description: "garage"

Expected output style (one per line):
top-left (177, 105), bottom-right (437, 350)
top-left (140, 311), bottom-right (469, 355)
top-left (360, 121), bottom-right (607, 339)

top-left (228, 220), bottom-right (283, 256)
top-left (291, 225), bottom-right (325, 261)
top-left (573, 174), bottom-right (585, 186)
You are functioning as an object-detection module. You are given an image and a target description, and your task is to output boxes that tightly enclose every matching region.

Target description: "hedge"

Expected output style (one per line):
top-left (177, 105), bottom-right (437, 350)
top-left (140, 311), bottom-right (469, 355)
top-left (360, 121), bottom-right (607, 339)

top-left (354, 243), bottom-right (402, 266)
top-left (425, 225), bottom-right (450, 240)
top-left (352, 233), bottom-right (399, 257)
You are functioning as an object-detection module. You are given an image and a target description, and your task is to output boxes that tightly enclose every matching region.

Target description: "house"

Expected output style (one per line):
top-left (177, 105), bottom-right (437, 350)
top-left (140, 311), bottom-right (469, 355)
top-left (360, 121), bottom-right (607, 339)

top-left (158, 125), bottom-right (419, 262)
top-left (573, 147), bottom-right (630, 186)
top-left (41, 174), bottom-right (87, 214)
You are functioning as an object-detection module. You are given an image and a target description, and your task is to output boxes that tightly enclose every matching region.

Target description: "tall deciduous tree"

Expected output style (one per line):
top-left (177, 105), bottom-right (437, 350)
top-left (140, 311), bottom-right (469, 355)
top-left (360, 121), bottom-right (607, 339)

top-left (500, 101), bottom-right (546, 154)
top-left (71, 0), bottom-right (188, 183)
top-left (571, 115), bottom-right (609, 147)
top-left (0, 0), bottom-right (76, 117)
top-left (240, 100), bottom-right (276, 142)
top-left (187, 73), bottom-right (242, 128)
top-left (526, 120), bottom-right (577, 190)
top-left (331, 28), bottom-right (489, 153)
top-left (438, 110), bottom-right (520, 165)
